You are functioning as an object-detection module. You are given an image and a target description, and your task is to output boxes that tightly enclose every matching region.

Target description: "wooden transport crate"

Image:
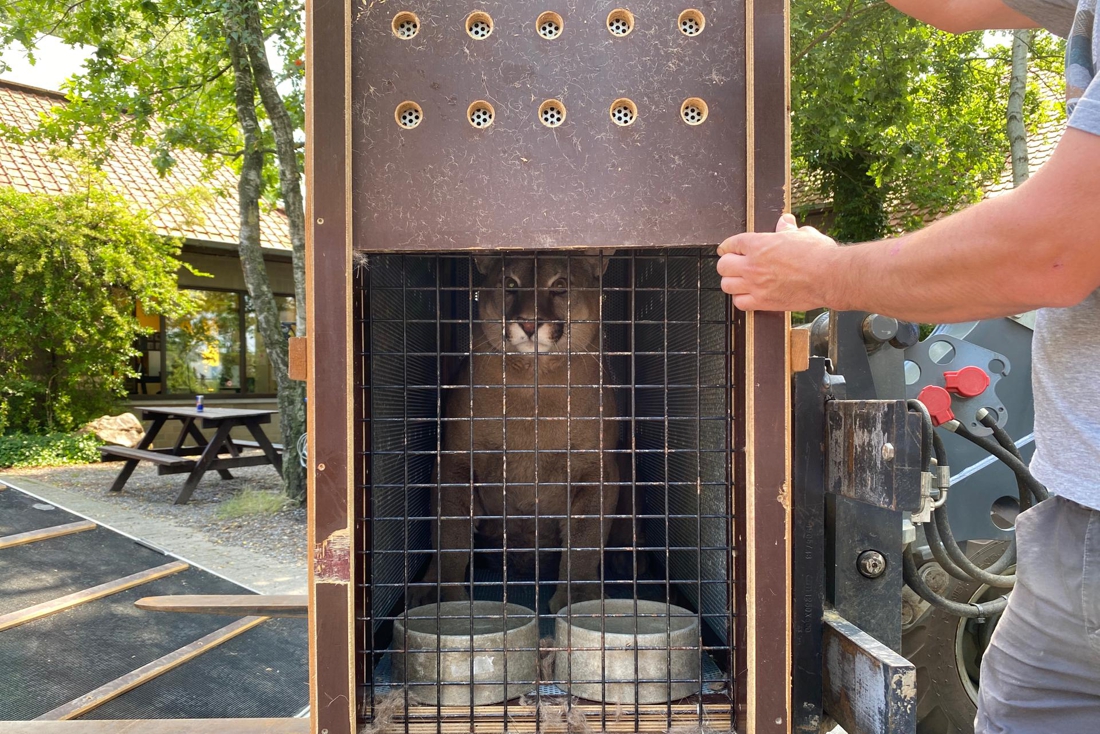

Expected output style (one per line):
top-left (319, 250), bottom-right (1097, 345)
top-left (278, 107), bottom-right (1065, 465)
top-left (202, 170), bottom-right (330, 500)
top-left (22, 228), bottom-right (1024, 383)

top-left (304, 2), bottom-right (791, 733)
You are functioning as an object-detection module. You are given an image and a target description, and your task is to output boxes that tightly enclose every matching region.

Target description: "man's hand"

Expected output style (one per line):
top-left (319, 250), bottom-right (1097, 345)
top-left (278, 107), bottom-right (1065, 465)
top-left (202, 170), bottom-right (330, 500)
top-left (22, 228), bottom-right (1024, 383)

top-left (716, 213), bottom-right (840, 312)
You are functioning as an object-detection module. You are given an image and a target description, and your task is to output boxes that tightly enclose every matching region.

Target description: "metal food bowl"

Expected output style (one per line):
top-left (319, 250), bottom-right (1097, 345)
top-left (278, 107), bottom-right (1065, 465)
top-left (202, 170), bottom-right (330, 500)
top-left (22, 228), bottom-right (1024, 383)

top-left (393, 601), bottom-right (538, 706)
top-left (553, 599), bottom-right (701, 703)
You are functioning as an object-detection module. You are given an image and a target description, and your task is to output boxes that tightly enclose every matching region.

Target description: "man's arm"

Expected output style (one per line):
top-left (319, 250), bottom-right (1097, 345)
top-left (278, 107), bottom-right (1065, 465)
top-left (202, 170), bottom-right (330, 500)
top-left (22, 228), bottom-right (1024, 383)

top-left (716, 128), bottom-right (1100, 323)
top-left (886, 0), bottom-right (1038, 33)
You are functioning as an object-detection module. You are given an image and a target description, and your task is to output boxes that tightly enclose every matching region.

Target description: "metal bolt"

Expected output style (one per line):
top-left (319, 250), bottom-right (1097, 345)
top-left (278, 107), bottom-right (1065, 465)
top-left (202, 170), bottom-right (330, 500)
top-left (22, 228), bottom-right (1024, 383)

top-left (862, 314), bottom-right (899, 344)
top-left (317, 462), bottom-right (326, 472)
top-left (881, 442), bottom-right (895, 462)
top-left (857, 550), bottom-right (887, 579)
top-left (920, 563), bottom-right (950, 594)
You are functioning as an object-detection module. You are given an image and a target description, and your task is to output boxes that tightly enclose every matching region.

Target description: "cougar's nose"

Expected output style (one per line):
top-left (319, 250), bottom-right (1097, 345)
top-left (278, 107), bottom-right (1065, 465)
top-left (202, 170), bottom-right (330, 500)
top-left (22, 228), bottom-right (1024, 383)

top-left (519, 321), bottom-right (537, 337)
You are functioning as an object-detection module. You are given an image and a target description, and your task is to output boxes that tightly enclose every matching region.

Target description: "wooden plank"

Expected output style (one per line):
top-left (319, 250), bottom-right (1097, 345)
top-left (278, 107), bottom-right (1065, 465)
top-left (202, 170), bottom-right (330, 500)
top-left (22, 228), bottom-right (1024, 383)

top-left (0, 561), bottom-right (189, 632)
top-left (6, 719), bottom-right (308, 734)
top-left (36, 616), bottom-right (269, 720)
top-left (229, 439), bottom-right (285, 451)
top-left (135, 594), bottom-right (307, 617)
top-left (98, 446), bottom-right (194, 466)
top-left (155, 454), bottom-right (273, 475)
top-left (306, 0), bottom-right (357, 732)
top-left (737, 1), bottom-right (792, 733)
top-left (0, 520), bottom-right (96, 550)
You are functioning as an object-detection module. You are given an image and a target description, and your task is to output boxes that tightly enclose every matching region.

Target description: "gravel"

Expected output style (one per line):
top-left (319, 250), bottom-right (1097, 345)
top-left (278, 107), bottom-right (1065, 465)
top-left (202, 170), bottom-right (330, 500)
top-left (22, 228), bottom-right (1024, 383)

top-left (2, 460), bottom-right (306, 572)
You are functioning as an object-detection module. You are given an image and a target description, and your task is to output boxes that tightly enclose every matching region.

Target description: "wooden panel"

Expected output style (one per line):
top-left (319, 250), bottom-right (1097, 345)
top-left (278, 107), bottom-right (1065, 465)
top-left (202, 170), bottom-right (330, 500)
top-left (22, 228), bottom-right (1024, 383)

top-left (735, 1), bottom-right (792, 733)
top-left (350, 0), bottom-right (747, 251)
top-left (36, 617), bottom-right (268, 720)
top-left (306, 0), bottom-right (357, 733)
top-left (0, 520), bottom-right (95, 549)
top-left (135, 594), bottom-right (307, 617)
top-left (5, 720), bottom-right (308, 734)
top-left (0, 561), bottom-right (189, 632)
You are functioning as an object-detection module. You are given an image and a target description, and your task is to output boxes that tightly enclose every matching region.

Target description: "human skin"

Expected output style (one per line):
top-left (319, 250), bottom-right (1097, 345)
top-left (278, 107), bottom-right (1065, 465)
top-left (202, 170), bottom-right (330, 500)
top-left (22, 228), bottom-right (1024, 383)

top-left (716, 129), bottom-right (1100, 323)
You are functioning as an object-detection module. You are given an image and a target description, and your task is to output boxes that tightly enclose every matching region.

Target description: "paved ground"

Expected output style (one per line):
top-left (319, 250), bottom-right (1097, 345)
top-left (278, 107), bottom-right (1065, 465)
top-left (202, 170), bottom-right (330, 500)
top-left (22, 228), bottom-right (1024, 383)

top-left (0, 471), bottom-right (306, 595)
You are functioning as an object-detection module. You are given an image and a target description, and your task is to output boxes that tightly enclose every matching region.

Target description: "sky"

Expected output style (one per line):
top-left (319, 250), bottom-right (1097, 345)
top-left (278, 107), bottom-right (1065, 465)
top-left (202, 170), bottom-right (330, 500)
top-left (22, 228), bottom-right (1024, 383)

top-left (0, 35), bottom-right (91, 92)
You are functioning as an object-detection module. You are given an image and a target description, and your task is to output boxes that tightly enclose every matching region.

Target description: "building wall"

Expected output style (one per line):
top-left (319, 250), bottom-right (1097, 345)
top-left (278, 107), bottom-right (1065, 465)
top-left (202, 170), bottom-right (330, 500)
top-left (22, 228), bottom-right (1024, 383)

top-left (177, 248), bottom-right (295, 294)
top-left (125, 246), bottom-right (294, 447)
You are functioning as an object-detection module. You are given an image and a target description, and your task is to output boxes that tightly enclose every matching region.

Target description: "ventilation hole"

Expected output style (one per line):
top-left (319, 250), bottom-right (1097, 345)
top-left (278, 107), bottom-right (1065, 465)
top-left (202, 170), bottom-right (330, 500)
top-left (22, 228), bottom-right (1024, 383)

top-left (394, 101), bottom-right (424, 129)
top-left (677, 9), bottom-right (705, 36)
top-left (466, 11), bottom-right (494, 39)
top-left (391, 11), bottom-right (421, 39)
top-left (680, 97), bottom-right (708, 125)
top-left (610, 98), bottom-right (637, 127)
top-left (467, 100), bottom-right (495, 129)
top-left (538, 99), bottom-right (567, 128)
top-left (607, 8), bottom-right (635, 37)
top-left (537, 11), bottom-right (563, 39)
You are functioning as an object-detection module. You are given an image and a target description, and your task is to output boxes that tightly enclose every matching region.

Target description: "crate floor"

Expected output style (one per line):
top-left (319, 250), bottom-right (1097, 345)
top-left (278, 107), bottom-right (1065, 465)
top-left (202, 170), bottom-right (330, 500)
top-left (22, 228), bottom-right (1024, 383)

top-left (0, 486), bottom-right (307, 721)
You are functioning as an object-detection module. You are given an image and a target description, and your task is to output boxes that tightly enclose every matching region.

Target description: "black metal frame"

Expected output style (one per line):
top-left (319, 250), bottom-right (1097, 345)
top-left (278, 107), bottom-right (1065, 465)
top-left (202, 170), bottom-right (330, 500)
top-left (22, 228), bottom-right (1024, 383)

top-left (355, 250), bottom-right (737, 733)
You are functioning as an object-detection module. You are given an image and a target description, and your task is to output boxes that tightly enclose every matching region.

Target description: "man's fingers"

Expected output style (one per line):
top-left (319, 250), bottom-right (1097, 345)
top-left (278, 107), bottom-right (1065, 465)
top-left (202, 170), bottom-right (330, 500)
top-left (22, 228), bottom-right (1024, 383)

top-left (717, 234), bottom-right (742, 256)
top-left (720, 276), bottom-right (749, 296)
top-left (732, 294), bottom-right (758, 312)
top-left (776, 213), bottom-right (798, 232)
top-left (716, 252), bottom-right (746, 277)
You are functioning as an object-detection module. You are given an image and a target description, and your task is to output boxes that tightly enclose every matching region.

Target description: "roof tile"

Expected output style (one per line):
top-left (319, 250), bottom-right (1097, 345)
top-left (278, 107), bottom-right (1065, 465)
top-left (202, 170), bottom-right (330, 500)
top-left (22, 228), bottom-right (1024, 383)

top-left (0, 80), bottom-right (289, 250)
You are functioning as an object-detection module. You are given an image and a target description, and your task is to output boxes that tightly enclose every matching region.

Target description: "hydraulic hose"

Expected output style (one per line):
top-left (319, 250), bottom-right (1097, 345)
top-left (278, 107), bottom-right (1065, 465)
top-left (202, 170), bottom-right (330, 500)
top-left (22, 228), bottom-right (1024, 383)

top-left (978, 411), bottom-right (1040, 511)
top-left (903, 544), bottom-right (1008, 619)
top-left (908, 401), bottom-right (1018, 587)
top-left (930, 498), bottom-right (1016, 587)
top-left (953, 423), bottom-right (1049, 503)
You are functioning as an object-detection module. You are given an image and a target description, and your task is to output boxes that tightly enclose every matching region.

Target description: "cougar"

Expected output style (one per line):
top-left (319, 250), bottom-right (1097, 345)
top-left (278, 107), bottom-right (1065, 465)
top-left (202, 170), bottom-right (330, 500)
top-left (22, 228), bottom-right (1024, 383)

top-left (415, 251), bottom-right (620, 613)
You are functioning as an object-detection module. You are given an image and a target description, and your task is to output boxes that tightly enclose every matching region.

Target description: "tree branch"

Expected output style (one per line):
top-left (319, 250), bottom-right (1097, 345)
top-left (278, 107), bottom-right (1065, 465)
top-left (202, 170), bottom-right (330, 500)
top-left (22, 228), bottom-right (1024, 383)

top-left (794, 1), bottom-right (889, 66)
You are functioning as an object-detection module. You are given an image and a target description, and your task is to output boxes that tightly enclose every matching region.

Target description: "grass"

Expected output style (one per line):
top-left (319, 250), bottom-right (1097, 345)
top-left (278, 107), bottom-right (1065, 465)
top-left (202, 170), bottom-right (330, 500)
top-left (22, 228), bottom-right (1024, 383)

top-left (216, 488), bottom-right (290, 520)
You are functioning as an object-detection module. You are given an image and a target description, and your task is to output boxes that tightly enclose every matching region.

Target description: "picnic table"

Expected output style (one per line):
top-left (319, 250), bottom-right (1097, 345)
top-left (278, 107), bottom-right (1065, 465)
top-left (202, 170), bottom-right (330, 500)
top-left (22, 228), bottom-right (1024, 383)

top-left (100, 407), bottom-right (283, 505)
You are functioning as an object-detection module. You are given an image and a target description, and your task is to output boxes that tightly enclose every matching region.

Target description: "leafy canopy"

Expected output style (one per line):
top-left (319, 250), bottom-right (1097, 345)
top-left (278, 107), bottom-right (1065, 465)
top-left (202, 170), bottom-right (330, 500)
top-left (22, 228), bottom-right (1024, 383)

top-left (792, 0), bottom-right (1065, 241)
top-left (0, 0), bottom-right (304, 205)
top-left (0, 173), bottom-right (194, 433)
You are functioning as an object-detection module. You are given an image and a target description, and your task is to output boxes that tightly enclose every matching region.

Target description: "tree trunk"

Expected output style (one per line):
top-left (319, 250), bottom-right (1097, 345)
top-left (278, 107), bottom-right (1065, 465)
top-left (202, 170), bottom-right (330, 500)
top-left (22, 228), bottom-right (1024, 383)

top-left (1007, 30), bottom-right (1031, 188)
top-left (239, 0), bottom-right (307, 337)
top-left (824, 152), bottom-right (888, 242)
top-left (226, 27), bottom-right (307, 502)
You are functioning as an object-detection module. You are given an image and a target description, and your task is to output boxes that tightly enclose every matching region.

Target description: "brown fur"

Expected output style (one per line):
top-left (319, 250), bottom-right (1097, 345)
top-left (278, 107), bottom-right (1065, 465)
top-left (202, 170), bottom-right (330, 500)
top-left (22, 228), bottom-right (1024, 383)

top-left (415, 252), bottom-right (620, 613)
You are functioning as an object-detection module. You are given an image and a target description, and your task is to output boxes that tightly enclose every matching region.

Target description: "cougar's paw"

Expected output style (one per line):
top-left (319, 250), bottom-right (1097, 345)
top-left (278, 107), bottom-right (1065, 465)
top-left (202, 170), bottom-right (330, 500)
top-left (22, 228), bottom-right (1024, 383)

top-left (548, 587), bottom-right (569, 614)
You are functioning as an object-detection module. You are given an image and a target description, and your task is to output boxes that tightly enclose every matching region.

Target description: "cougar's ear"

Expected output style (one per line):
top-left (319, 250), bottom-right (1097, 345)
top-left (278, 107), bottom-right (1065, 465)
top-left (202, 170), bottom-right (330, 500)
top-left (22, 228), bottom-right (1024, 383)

top-left (581, 248), bottom-right (617, 276)
top-left (474, 256), bottom-right (499, 276)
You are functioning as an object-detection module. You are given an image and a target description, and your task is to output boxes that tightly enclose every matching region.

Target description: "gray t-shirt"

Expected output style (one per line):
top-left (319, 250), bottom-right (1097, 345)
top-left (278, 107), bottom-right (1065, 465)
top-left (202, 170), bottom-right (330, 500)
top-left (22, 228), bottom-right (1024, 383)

top-left (1004, 0), bottom-right (1100, 509)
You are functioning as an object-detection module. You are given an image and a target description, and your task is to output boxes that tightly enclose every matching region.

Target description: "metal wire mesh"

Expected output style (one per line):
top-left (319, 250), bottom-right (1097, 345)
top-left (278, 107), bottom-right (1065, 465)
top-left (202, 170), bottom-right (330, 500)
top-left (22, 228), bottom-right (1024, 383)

top-left (355, 250), bottom-right (734, 732)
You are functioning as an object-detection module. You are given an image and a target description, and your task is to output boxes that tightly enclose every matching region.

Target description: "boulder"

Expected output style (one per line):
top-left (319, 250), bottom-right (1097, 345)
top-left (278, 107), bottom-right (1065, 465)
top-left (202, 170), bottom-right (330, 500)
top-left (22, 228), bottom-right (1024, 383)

top-left (81, 413), bottom-right (145, 448)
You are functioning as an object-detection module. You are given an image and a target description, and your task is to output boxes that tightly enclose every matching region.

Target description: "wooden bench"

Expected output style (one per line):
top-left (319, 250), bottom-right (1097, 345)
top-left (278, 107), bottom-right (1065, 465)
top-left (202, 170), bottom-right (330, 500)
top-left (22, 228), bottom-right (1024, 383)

top-left (99, 446), bottom-right (195, 467)
top-left (229, 439), bottom-right (285, 452)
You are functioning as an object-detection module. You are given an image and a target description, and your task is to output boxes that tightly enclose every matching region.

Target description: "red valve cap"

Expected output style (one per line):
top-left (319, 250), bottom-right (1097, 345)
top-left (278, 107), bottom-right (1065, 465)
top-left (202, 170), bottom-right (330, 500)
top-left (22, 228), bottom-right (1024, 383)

top-left (943, 366), bottom-right (990, 398)
top-left (918, 385), bottom-right (955, 427)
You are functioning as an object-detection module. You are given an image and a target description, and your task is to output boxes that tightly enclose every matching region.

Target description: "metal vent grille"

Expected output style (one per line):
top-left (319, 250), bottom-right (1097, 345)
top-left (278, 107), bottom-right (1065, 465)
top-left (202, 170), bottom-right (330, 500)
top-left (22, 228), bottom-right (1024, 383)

top-left (355, 250), bottom-right (734, 732)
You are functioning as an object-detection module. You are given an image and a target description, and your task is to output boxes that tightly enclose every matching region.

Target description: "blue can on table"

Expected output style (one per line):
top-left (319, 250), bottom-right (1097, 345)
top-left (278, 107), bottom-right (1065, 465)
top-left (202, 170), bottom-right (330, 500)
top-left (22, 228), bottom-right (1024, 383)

top-left (195, 395), bottom-right (204, 412)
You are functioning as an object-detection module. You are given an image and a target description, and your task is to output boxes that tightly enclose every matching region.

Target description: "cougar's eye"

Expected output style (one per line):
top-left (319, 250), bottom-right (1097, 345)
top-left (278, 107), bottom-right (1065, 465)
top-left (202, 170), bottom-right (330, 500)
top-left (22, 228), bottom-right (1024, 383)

top-left (504, 277), bottom-right (519, 291)
top-left (551, 278), bottom-right (567, 293)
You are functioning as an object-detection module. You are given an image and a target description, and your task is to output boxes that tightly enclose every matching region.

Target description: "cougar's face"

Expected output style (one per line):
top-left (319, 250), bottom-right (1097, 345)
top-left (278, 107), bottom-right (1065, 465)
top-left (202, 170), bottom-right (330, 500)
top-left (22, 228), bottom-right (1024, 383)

top-left (476, 254), bottom-right (611, 353)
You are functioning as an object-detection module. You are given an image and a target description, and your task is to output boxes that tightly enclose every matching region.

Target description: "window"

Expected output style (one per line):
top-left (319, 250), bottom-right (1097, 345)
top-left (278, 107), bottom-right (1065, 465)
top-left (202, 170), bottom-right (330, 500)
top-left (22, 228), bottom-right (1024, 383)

top-left (132, 288), bottom-right (297, 398)
top-left (245, 294), bottom-right (297, 394)
top-left (165, 291), bottom-right (243, 395)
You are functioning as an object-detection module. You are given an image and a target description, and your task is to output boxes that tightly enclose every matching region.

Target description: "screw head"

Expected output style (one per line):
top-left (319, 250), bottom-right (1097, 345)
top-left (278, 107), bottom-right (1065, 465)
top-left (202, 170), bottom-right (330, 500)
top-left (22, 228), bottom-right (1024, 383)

top-left (881, 442), bottom-right (896, 462)
top-left (857, 550), bottom-right (887, 579)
